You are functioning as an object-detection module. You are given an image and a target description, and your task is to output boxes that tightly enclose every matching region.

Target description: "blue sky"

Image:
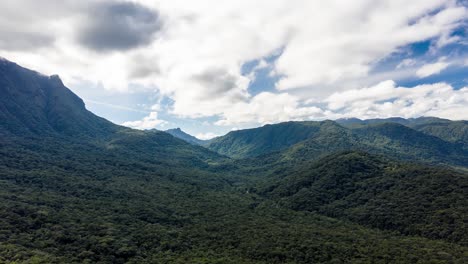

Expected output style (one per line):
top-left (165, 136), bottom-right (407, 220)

top-left (0, 0), bottom-right (467, 139)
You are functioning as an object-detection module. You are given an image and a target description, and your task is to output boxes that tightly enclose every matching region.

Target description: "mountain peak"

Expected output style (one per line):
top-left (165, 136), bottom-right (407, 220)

top-left (0, 58), bottom-right (117, 138)
top-left (165, 127), bottom-right (204, 145)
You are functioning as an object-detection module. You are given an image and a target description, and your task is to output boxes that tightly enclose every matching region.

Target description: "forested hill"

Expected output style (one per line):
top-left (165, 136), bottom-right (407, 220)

top-left (1, 59), bottom-right (467, 263)
top-left (206, 118), bottom-right (468, 167)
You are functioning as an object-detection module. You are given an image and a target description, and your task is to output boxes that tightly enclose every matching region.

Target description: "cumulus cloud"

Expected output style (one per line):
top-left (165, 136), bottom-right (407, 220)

top-left (142, 0), bottom-right (466, 120)
top-left (215, 92), bottom-right (323, 126)
top-left (416, 60), bottom-right (451, 77)
top-left (396, 59), bottom-right (416, 69)
top-left (0, 31), bottom-right (54, 51)
top-left (121, 112), bottom-right (167, 129)
top-left (209, 81), bottom-right (468, 126)
top-left (77, 1), bottom-right (162, 52)
top-left (324, 81), bottom-right (468, 120)
top-left (0, 0), bottom-right (466, 129)
top-left (196, 132), bottom-right (220, 140)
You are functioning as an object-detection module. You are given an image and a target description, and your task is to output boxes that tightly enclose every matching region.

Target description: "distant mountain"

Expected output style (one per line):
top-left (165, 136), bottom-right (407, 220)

top-left (206, 121), bottom-right (333, 158)
top-left (337, 117), bottom-right (468, 150)
top-left (0, 58), bottom-right (119, 138)
top-left (207, 119), bottom-right (468, 167)
top-left (165, 127), bottom-right (205, 145)
top-left (335, 116), bottom-right (448, 128)
top-left (411, 120), bottom-right (468, 150)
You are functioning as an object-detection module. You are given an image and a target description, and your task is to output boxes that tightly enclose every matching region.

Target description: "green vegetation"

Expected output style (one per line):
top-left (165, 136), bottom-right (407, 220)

top-left (1, 141), bottom-right (468, 263)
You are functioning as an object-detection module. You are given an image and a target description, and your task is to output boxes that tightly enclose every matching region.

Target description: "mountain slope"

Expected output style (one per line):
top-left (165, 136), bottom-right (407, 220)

top-left (165, 127), bottom-right (205, 145)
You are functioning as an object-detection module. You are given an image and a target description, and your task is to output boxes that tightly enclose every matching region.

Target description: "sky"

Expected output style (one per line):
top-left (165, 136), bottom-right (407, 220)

top-left (0, 0), bottom-right (467, 139)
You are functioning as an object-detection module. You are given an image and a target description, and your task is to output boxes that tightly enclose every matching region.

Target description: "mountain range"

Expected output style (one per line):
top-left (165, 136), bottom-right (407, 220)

top-left (1, 58), bottom-right (467, 263)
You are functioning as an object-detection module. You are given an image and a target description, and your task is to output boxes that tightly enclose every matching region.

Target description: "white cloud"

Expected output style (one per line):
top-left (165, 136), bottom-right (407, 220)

top-left (214, 92), bottom-right (324, 126)
top-left (396, 59), bottom-right (416, 69)
top-left (324, 81), bottom-right (468, 120)
top-left (416, 60), bottom-right (450, 77)
top-left (208, 80), bottom-right (468, 126)
top-left (0, 0), bottom-right (466, 128)
top-left (195, 132), bottom-right (220, 140)
top-left (121, 112), bottom-right (167, 130)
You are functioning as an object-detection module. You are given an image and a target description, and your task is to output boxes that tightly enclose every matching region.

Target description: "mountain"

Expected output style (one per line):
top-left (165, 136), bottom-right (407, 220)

top-left (0, 58), bottom-right (225, 168)
top-left (0, 58), bottom-right (119, 139)
top-left (1, 59), bottom-right (468, 263)
top-left (165, 127), bottom-right (205, 145)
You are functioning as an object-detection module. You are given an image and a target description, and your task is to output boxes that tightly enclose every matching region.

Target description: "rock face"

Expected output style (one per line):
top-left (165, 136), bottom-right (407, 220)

top-left (0, 58), bottom-right (117, 138)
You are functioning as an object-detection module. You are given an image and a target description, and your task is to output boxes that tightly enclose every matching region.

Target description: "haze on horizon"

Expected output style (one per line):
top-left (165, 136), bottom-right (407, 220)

top-left (0, 0), bottom-right (467, 139)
